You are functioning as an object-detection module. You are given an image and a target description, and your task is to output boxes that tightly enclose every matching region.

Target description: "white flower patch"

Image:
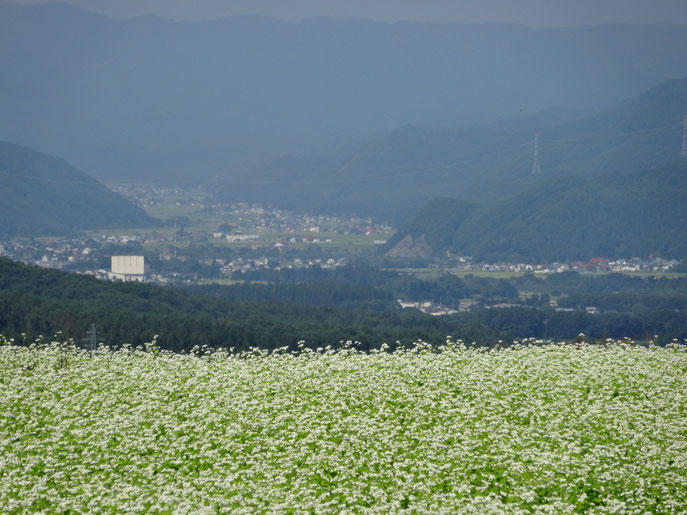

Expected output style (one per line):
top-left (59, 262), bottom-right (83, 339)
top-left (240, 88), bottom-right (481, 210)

top-left (0, 336), bottom-right (686, 512)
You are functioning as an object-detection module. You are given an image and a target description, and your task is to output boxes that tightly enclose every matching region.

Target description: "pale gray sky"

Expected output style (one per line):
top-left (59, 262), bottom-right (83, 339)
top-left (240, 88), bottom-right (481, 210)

top-left (5, 0), bottom-right (687, 26)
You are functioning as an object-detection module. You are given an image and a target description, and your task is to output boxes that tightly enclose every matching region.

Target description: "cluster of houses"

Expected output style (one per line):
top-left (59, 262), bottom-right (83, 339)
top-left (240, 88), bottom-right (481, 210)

top-left (217, 256), bottom-right (348, 276)
top-left (0, 238), bottom-right (99, 270)
top-left (212, 203), bottom-right (394, 237)
top-left (397, 299), bottom-right (478, 316)
top-left (463, 256), bottom-right (680, 274)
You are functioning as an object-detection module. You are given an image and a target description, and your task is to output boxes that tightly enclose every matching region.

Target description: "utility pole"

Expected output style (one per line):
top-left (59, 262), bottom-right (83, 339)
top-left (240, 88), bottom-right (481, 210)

top-left (532, 133), bottom-right (541, 175)
top-left (682, 115), bottom-right (687, 157)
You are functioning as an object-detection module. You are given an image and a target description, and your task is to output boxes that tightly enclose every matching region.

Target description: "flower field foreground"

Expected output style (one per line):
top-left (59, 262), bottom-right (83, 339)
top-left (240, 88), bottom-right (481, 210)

top-left (1, 338), bottom-right (687, 513)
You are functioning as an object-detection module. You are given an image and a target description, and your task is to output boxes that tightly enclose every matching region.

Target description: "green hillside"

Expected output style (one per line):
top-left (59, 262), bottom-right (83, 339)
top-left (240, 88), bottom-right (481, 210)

top-left (387, 161), bottom-right (687, 262)
top-left (0, 141), bottom-right (155, 237)
top-left (227, 79), bottom-right (687, 222)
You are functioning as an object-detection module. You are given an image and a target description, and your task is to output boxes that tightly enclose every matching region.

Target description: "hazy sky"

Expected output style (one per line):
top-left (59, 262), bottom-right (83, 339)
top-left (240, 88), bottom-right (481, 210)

top-left (6, 0), bottom-right (687, 26)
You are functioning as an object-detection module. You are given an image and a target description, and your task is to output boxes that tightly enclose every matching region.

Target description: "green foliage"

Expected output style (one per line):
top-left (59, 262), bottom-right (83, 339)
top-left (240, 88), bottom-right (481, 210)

top-left (391, 161), bottom-right (687, 262)
top-left (1, 340), bottom-right (686, 511)
top-left (189, 282), bottom-right (394, 310)
top-left (0, 141), bottom-right (156, 237)
top-left (0, 258), bottom-right (506, 352)
top-left (385, 197), bottom-right (475, 250)
top-left (196, 265), bottom-right (687, 341)
top-left (228, 263), bottom-right (471, 307)
top-left (1, 258), bottom-right (685, 352)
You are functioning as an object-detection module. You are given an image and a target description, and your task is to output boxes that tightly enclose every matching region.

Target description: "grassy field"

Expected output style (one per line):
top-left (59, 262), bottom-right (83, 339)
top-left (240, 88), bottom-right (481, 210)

top-left (388, 268), bottom-right (531, 280)
top-left (392, 268), bottom-right (687, 280)
top-left (2, 336), bottom-right (686, 512)
top-left (451, 269), bottom-right (530, 279)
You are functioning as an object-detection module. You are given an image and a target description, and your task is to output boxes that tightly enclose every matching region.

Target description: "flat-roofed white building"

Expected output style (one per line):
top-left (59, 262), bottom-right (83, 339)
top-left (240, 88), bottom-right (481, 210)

top-left (109, 255), bottom-right (149, 282)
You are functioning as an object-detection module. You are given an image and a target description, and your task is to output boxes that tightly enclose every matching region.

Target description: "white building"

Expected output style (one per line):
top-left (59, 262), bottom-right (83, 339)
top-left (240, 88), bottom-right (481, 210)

top-left (109, 255), bottom-right (149, 282)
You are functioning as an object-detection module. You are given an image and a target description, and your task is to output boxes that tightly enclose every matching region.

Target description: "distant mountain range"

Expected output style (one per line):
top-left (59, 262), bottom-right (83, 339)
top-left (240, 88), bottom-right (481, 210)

top-left (227, 78), bottom-right (687, 221)
top-left (386, 161), bottom-right (687, 262)
top-left (0, 141), bottom-right (155, 237)
top-left (2, 3), bottom-right (687, 182)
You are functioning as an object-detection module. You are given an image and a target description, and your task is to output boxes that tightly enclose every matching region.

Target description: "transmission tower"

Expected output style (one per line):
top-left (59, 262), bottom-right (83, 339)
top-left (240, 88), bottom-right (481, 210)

top-left (532, 133), bottom-right (541, 175)
top-left (682, 115), bottom-right (687, 157)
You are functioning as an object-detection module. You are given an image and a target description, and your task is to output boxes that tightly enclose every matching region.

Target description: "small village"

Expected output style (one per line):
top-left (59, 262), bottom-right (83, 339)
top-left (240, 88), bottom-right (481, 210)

top-left (0, 228), bottom-right (680, 284)
top-left (0, 235), bottom-right (352, 282)
top-left (469, 255), bottom-right (680, 274)
top-left (0, 186), bottom-right (681, 286)
top-left (6, 230), bottom-right (681, 320)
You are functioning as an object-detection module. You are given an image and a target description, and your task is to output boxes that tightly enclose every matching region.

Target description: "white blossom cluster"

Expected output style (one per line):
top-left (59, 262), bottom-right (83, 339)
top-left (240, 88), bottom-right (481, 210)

top-left (1, 336), bottom-right (686, 513)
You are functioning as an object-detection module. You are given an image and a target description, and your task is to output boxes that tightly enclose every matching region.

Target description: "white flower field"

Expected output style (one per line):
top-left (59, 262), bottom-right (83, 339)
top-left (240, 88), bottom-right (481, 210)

top-left (1, 336), bottom-right (687, 513)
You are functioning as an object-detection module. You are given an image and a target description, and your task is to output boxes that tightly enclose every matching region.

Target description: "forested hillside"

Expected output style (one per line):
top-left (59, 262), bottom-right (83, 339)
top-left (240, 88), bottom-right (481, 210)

top-left (0, 258), bottom-right (507, 352)
top-left (2, 258), bottom-right (685, 350)
top-left (228, 79), bottom-right (687, 221)
top-left (387, 161), bottom-right (687, 262)
top-left (0, 141), bottom-right (155, 237)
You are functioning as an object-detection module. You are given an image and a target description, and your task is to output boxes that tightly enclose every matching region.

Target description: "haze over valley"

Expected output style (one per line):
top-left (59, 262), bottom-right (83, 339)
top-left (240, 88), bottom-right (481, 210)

top-left (3, 2), bottom-right (687, 184)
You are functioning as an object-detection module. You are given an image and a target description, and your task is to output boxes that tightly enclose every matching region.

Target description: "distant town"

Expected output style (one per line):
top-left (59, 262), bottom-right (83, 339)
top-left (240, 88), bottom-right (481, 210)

top-left (1, 185), bottom-right (682, 285)
top-left (467, 255), bottom-right (680, 274)
top-left (0, 185), bottom-right (393, 283)
top-left (0, 225), bottom-right (679, 284)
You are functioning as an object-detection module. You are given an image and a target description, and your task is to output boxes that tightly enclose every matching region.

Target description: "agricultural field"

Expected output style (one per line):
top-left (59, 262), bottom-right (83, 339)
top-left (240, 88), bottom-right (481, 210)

top-left (1, 337), bottom-right (686, 513)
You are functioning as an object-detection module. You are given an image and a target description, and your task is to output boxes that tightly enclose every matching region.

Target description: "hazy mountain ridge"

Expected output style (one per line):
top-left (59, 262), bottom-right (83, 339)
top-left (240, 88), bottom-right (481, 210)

top-left (0, 141), bottom-right (155, 237)
top-left (3, 3), bottom-right (687, 182)
top-left (387, 161), bottom-right (687, 262)
top-left (227, 78), bottom-right (687, 221)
